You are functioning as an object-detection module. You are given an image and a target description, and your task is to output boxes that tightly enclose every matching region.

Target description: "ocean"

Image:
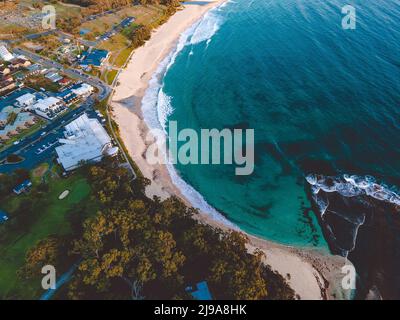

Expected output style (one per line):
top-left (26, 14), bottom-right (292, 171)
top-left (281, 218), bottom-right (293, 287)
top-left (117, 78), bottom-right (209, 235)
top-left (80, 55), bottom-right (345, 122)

top-left (142, 0), bottom-right (400, 257)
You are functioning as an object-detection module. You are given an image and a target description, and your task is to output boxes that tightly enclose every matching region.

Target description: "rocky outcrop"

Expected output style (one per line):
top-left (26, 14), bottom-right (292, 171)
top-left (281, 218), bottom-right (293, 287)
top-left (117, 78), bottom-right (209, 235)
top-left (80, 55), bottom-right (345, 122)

top-left (306, 174), bottom-right (400, 299)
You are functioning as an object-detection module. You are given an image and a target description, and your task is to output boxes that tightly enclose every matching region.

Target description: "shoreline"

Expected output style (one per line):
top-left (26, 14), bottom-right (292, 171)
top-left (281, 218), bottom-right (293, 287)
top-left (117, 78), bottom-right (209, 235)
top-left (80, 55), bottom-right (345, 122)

top-left (111, 0), bottom-right (351, 300)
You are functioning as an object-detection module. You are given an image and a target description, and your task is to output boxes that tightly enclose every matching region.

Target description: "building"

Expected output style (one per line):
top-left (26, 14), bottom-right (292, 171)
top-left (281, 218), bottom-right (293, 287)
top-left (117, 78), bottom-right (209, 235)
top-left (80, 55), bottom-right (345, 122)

top-left (0, 45), bottom-right (14, 62)
top-left (80, 49), bottom-right (109, 68)
top-left (0, 75), bottom-right (16, 94)
top-left (13, 180), bottom-right (32, 195)
top-left (185, 281), bottom-right (213, 300)
top-left (45, 71), bottom-right (63, 83)
top-left (58, 83), bottom-right (94, 105)
top-left (0, 66), bottom-right (11, 76)
top-left (0, 106), bottom-right (36, 141)
top-left (30, 97), bottom-right (64, 119)
top-left (57, 89), bottom-right (78, 105)
top-left (26, 63), bottom-right (46, 76)
top-left (16, 93), bottom-right (36, 108)
top-left (0, 209), bottom-right (9, 224)
top-left (58, 77), bottom-right (72, 87)
top-left (56, 114), bottom-right (118, 171)
top-left (10, 58), bottom-right (31, 70)
top-left (71, 83), bottom-right (94, 97)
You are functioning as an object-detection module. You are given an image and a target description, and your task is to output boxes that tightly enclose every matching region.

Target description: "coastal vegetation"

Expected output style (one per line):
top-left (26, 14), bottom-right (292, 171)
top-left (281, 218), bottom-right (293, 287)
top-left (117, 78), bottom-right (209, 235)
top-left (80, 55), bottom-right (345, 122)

top-left (15, 158), bottom-right (295, 300)
top-left (0, 164), bottom-right (93, 299)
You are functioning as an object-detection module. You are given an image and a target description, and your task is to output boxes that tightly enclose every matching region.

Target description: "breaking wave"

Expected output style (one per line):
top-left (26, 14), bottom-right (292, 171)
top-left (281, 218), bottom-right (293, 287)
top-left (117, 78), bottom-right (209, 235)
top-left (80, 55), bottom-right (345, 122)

top-left (306, 173), bottom-right (400, 211)
top-left (190, 10), bottom-right (223, 45)
top-left (306, 173), bottom-right (400, 256)
top-left (141, 2), bottom-right (235, 228)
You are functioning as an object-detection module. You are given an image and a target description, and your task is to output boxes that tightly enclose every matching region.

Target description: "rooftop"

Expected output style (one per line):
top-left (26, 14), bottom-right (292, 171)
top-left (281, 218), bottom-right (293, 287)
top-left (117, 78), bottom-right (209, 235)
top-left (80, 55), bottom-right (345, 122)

top-left (56, 114), bottom-right (114, 171)
top-left (80, 49), bottom-right (109, 67)
top-left (0, 45), bottom-right (14, 62)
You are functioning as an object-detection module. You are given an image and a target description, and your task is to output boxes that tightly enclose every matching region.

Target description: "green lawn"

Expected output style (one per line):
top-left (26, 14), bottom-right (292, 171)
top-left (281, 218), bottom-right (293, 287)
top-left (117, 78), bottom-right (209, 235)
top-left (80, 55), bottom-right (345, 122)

top-left (0, 173), bottom-right (91, 299)
top-left (114, 47), bottom-right (133, 68)
top-left (105, 69), bottom-right (119, 85)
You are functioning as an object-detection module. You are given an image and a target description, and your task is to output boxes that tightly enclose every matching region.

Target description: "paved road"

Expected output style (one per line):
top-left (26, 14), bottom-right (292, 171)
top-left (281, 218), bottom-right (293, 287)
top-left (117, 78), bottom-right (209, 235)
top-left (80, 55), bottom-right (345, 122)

top-left (14, 48), bottom-right (111, 101)
top-left (0, 48), bottom-right (111, 172)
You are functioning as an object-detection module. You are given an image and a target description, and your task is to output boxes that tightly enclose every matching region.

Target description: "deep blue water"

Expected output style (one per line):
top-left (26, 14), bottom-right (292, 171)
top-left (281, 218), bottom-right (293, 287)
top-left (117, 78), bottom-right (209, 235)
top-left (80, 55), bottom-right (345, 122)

top-left (144, 0), bottom-right (400, 248)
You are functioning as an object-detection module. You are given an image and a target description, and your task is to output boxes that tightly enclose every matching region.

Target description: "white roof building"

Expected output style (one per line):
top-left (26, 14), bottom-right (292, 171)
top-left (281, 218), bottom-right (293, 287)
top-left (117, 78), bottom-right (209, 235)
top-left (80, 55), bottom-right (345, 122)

top-left (16, 93), bottom-right (36, 107)
top-left (0, 45), bottom-right (14, 62)
top-left (56, 114), bottom-right (118, 171)
top-left (72, 83), bottom-right (94, 97)
top-left (31, 97), bottom-right (62, 113)
top-left (45, 72), bottom-right (63, 83)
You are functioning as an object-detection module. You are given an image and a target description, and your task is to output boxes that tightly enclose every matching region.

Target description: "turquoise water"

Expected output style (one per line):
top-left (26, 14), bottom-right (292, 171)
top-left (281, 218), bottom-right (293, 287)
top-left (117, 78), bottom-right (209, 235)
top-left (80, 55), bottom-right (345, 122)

top-left (143, 0), bottom-right (400, 248)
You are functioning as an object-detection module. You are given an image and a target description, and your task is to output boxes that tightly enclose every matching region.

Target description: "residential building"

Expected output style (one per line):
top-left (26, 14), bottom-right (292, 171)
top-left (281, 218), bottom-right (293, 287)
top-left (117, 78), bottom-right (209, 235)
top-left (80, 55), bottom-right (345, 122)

top-left (0, 75), bottom-right (16, 94)
top-left (16, 93), bottom-right (36, 108)
top-left (26, 63), bottom-right (45, 76)
top-left (45, 71), bottom-right (63, 83)
top-left (80, 49), bottom-right (109, 68)
top-left (13, 180), bottom-right (32, 195)
top-left (185, 281), bottom-right (213, 300)
top-left (0, 106), bottom-right (36, 141)
top-left (0, 45), bottom-right (14, 62)
top-left (0, 66), bottom-right (11, 76)
top-left (71, 83), bottom-right (94, 97)
top-left (30, 97), bottom-right (64, 119)
top-left (0, 209), bottom-right (8, 224)
top-left (10, 58), bottom-right (31, 70)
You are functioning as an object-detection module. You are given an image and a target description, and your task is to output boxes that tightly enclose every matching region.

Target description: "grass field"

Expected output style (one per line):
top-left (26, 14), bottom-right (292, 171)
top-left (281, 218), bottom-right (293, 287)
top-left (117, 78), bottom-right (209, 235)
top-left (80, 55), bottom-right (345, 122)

top-left (81, 5), bottom-right (164, 40)
top-left (100, 68), bottom-right (119, 85)
top-left (0, 169), bottom-right (92, 299)
top-left (95, 5), bottom-right (167, 68)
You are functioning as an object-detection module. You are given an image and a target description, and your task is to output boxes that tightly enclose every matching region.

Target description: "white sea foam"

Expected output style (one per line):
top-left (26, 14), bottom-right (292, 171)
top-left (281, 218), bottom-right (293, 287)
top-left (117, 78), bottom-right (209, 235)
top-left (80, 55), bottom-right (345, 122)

top-left (190, 10), bottom-right (223, 45)
top-left (141, 2), bottom-right (236, 228)
top-left (306, 173), bottom-right (400, 206)
top-left (157, 89), bottom-right (174, 132)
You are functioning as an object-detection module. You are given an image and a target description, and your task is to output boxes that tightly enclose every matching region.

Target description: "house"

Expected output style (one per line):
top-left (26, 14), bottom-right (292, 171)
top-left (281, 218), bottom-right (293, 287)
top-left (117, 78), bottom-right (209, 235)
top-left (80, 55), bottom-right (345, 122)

top-left (0, 45), bottom-right (14, 62)
top-left (0, 75), bottom-right (16, 94)
top-left (30, 96), bottom-right (64, 119)
top-left (45, 71), bottom-right (63, 83)
top-left (56, 114), bottom-right (118, 171)
top-left (71, 83), bottom-right (94, 97)
top-left (0, 209), bottom-right (9, 224)
top-left (0, 66), bottom-right (11, 76)
top-left (185, 281), bottom-right (213, 300)
top-left (57, 89), bottom-right (78, 105)
top-left (13, 180), bottom-right (32, 195)
top-left (16, 93), bottom-right (36, 108)
top-left (58, 77), bottom-right (72, 87)
top-left (0, 106), bottom-right (36, 140)
top-left (10, 58), bottom-right (31, 70)
top-left (80, 49), bottom-right (109, 68)
top-left (0, 111), bottom-right (7, 127)
top-left (26, 63), bottom-right (44, 76)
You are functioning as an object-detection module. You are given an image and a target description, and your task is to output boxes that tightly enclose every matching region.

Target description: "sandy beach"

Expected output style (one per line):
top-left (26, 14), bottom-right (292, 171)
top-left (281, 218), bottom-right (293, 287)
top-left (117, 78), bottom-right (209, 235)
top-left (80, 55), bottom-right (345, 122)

top-left (111, 0), bottom-right (351, 300)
